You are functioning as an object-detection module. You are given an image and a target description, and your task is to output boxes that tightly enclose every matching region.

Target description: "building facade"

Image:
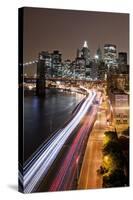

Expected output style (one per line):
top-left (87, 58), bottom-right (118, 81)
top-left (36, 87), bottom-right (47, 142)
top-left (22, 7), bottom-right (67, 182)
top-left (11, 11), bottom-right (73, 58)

top-left (51, 50), bottom-right (62, 77)
top-left (104, 44), bottom-right (117, 67)
top-left (118, 52), bottom-right (127, 65)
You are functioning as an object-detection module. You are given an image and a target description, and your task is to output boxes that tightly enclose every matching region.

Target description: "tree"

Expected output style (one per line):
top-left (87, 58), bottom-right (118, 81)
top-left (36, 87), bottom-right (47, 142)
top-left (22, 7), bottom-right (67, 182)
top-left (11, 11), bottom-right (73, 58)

top-left (104, 131), bottom-right (118, 141)
top-left (103, 141), bottom-right (121, 155)
top-left (103, 169), bottom-right (126, 188)
top-left (102, 130), bottom-right (126, 187)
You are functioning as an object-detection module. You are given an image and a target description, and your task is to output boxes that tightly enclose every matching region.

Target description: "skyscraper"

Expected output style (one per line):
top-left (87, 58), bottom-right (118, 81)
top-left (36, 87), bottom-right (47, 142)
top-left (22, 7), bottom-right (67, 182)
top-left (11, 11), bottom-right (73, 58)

top-left (75, 41), bottom-right (91, 79)
top-left (51, 50), bottom-right (62, 77)
top-left (96, 47), bottom-right (102, 61)
top-left (82, 41), bottom-right (91, 65)
top-left (104, 44), bottom-right (117, 67)
top-left (75, 57), bottom-right (86, 79)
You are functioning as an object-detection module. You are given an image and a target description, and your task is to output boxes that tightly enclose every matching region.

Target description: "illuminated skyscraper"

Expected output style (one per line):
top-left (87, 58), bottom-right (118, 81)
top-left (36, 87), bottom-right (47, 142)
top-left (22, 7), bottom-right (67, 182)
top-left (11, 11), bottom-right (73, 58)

top-left (75, 57), bottom-right (86, 79)
top-left (96, 47), bottom-right (102, 61)
top-left (82, 41), bottom-right (91, 65)
top-left (104, 44), bottom-right (117, 67)
top-left (75, 41), bottom-right (91, 79)
top-left (36, 50), bottom-right (62, 95)
top-left (51, 50), bottom-right (62, 77)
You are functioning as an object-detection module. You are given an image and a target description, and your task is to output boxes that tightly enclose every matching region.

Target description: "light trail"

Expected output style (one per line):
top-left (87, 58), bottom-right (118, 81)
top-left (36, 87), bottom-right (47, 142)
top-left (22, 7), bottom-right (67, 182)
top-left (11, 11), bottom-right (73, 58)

top-left (20, 90), bottom-right (96, 193)
top-left (49, 106), bottom-right (97, 191)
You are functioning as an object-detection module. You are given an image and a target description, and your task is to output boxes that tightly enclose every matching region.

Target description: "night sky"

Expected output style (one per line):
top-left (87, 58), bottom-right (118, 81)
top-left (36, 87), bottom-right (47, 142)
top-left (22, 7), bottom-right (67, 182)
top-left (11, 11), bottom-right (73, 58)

top-left (23, 7), bottom-right (129, 76)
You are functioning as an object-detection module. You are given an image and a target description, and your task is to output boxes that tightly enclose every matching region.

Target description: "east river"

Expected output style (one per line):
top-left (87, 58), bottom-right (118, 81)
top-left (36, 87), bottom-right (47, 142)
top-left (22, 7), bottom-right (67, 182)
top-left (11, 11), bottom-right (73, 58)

top-left (24, 89), bottom-right (84, 162)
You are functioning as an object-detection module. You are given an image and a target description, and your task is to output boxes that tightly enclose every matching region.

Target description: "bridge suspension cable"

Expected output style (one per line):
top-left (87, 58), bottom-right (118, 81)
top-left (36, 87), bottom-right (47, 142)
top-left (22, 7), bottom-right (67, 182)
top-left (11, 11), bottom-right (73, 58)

top-left (19, 59), bottom-right (38, 67)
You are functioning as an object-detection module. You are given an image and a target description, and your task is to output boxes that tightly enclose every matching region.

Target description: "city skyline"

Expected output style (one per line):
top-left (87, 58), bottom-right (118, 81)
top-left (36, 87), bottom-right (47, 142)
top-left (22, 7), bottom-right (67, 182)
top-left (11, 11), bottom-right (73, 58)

top-left (23, 7), bottom-right (129, 76)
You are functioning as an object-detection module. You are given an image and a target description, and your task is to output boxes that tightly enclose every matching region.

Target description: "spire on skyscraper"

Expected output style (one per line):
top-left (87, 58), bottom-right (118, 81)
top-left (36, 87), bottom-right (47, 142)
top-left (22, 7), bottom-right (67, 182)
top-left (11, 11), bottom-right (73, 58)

top-left (83, 40), bottom-right (88, 48)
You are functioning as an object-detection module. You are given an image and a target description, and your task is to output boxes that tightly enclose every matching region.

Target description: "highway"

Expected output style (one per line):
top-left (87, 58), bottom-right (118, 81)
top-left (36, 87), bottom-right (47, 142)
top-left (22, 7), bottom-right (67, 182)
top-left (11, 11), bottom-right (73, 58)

top-left (49, 105), bottom-right (98, 191)
top-left (19, 89), bottom-right (97, 193)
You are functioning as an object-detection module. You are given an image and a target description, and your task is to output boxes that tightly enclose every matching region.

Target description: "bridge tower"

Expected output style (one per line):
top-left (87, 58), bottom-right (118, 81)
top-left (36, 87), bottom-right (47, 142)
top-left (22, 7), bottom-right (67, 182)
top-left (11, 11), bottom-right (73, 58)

top-left (36, 52), bottom-right (46, 96)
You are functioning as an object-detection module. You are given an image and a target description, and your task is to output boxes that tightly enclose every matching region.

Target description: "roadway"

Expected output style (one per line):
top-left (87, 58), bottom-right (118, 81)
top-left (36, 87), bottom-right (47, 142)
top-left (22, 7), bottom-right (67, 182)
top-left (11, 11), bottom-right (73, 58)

top-left (49, 105), bottom-right (97, 191)
top-left (78, 100), bottom-right (108, 189)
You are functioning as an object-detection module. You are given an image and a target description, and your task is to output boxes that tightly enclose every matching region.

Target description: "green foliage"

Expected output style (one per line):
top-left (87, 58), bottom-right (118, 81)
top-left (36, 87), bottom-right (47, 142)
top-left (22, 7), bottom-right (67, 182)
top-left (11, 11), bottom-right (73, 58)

top-left (103, 141), bottom-right (121, 155)
top-left (110, 152), bottom-right (124, 169)
top-left (102, 131), bottom-right (126, 187)
top-left (104, 131), bottom-right (118, 141)
top-left (103, 169), bottom-right (126, 187)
